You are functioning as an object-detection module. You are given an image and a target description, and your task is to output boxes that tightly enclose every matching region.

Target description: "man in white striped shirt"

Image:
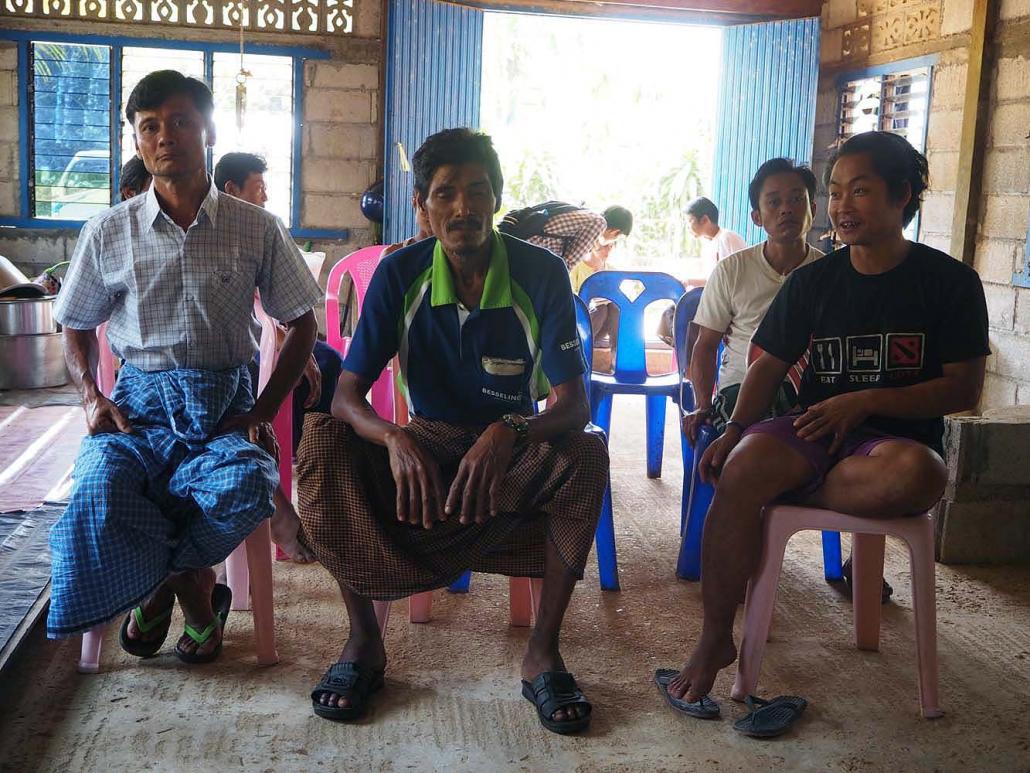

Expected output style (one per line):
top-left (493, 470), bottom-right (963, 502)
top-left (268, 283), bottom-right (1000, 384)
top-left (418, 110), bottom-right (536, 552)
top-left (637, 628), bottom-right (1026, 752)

top-left (48, 70), bottom-right (321, 665)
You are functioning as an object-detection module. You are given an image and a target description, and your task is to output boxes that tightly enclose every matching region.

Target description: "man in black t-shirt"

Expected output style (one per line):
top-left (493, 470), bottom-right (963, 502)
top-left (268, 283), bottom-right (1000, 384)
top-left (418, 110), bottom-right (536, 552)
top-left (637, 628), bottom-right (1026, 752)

top-left (659, 132), bottom-right (990, 712)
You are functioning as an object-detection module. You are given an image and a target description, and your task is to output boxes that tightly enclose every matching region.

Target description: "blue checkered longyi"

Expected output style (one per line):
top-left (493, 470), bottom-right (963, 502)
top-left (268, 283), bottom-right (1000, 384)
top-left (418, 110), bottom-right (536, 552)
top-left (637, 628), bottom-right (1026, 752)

top-left (46, 364), bottom-right (279, 638)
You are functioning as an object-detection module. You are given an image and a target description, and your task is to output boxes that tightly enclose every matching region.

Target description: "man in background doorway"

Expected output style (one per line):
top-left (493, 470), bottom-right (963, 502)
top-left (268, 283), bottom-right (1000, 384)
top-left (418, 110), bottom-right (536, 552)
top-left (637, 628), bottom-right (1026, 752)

top-left (500, 201), bottom-right (632, 272)
top-left (686, 196), bottom-right (747, 278)
top-left (118, 155), bottom-right (152, 202)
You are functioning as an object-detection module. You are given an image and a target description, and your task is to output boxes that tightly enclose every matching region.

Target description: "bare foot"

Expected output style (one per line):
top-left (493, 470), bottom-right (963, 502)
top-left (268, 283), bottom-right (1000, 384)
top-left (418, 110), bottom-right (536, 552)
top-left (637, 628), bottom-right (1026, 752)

top-left (125, 582), bottom-right (176, 643)
top-left (318, 632), bottom-right (387, 710)
top-left (521, 638), bottom-right (588, 723)
top-left (270, 489), bottom-right (315, 563)
top-left (167, 567), bottom-right (221, 659)
top-left (666, 636), bottom-right (738, 703)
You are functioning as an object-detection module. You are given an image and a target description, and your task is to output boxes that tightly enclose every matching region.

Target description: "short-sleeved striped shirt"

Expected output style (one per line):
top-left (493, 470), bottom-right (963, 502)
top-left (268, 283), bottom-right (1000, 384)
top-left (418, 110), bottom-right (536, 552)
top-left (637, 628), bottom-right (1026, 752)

top-left (343, 232), bottom-right (584, 425)
top-left (54, 180), bottom-right (322, 372)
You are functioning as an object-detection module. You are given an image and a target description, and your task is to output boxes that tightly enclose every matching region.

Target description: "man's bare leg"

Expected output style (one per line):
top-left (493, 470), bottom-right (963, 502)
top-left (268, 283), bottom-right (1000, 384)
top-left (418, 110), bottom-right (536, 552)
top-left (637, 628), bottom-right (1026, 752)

top-left (270, 487), bottom-right (315, 563)
top-left (804, 441), bottom-right (946, 517)
top-left (168, 567), bottom-right (219, 657)
top-left (667, 433), bottom-right (812, 703)
top-left (318, 584), bottom-right (386, 710)
top-left (521, 538), bottom-right (587, 723)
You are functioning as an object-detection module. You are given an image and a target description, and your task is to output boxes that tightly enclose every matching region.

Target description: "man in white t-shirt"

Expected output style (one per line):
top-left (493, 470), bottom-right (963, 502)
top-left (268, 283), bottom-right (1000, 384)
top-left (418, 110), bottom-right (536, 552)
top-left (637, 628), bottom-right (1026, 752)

top-left (686, 197), bottom-right (748, 279)
top-left (683, 159), bottom-right (823, 445)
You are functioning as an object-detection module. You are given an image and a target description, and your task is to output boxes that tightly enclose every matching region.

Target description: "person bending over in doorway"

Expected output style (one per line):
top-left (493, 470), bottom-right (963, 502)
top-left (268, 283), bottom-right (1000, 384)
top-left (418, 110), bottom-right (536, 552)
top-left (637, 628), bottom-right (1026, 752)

top-left (297, 128), bottom-right (607, 734)
top-left (660, 130), bottom-right (989, 710)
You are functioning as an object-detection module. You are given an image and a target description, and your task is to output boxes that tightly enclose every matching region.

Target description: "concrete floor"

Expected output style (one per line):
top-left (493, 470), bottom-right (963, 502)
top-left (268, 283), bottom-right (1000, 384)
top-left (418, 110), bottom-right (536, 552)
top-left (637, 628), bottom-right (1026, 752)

top-left (1, 397), bottom-right (1028, 772)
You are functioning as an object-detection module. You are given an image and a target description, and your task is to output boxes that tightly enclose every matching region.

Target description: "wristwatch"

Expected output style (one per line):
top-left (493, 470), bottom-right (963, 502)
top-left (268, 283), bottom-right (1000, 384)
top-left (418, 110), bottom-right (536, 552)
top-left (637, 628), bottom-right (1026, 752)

top-left (500, 413), bottom-right (530, 441)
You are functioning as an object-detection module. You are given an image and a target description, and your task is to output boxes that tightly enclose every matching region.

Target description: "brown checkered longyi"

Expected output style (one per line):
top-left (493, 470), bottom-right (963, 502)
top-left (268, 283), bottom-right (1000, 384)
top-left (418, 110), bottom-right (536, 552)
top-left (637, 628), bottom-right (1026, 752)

top-left (296, 413), bottom-right (609, 601)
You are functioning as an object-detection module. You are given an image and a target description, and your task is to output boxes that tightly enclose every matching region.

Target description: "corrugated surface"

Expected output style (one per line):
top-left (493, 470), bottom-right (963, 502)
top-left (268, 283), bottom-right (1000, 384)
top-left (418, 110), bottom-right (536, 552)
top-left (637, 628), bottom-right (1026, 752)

top-left (384, 0), bottom-right (484, 244)
top-left (711, 17), bottom-right (820, 245)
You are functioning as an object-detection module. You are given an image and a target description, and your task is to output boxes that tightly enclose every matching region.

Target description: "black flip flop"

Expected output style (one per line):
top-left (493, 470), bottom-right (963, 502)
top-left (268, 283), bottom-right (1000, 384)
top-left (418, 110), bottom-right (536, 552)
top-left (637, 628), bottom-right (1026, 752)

top-left (119, 601), bottom-right (175, 658)
top-left (732, 695), bottom-right (807, 738)
top-left (841, 558), bottom-right (893, 604)
top-left (653, 668), bottom-right (721, 719)
top-left (521, 671), bottom-right (592, 735)
top-left (174, 583), bottom-right (232, 665)
top-left (311, 662), bottom-right (386, 722)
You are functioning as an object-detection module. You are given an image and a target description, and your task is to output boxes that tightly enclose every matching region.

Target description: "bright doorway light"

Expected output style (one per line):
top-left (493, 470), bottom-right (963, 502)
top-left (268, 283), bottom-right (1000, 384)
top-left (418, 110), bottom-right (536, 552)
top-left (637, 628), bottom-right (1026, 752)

top-left (481, 13), bottom-right (721, 276)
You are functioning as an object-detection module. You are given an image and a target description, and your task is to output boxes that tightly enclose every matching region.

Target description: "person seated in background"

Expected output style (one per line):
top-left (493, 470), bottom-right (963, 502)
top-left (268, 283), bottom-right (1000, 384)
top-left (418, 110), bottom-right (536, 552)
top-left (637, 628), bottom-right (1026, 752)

top-left (659, 130), bottom-right (989, 714)
top-left (213, 151), bottom-right (341, 563)
top-left (683, 157), bottom-right (823, 443)
top-left (297, 128), bottom-right (607, 734)
top-left (48, 70), bottom-right (320, 661)
top-left (118, 155), bottom-right (152, 201)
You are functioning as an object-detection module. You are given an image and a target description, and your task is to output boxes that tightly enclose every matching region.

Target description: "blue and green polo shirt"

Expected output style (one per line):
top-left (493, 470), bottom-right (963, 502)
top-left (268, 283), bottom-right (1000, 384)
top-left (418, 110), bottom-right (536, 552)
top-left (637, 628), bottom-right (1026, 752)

top-left (343, 231), bottom-right (585, 425)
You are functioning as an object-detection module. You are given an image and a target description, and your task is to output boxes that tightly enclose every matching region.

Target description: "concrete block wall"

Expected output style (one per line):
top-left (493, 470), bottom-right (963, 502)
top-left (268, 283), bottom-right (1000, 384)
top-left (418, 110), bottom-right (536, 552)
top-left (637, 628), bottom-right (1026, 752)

top-left (0, 14), bottom-right (384, 300)
top-left (815, 0), bottom-right (1030, 412)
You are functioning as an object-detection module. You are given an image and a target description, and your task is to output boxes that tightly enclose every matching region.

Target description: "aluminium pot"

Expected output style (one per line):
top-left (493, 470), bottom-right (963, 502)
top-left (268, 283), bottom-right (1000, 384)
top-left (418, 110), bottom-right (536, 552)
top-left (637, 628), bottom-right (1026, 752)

top-left (0, 333), bottom-right (68, 389)
top-left (0, 296), bottom-right (59, 336)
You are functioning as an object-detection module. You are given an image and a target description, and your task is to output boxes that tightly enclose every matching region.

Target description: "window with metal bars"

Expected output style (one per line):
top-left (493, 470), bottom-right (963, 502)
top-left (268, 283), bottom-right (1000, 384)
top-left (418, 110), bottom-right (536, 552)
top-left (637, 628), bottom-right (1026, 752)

top-left (838, 66), bottom-right (931, 152)
top-left (25, 39), bottom-right (296, 223)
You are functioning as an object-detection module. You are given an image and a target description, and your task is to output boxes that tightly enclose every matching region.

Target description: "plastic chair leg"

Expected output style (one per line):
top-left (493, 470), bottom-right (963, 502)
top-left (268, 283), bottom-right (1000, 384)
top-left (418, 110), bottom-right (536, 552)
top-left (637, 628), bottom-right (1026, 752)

top-left (408, 592), bottom-right (433, 624)
top-left (852, 532), bottom-right (886, 651)
top-left (225, 541), bottom-right (251, 611)
top-left (676, 428), bottom-right (715, 581)
top-left (644, 393), bottom-right (668, 479)
top-left (78, 625), bottom-right (106, 674)
top-left (821, 530), bottom-right (844, 581)
top-left (510, 578), bottom-right (534, 627)
top-left (374, 600), bottom-right (391, 636)
top-left (591, 391), bottom-right (613, 438)
top-left (679, 433), bottom-right (694, 532)
top-left (244, 520), bottom-right (279, 666)
top-left (905, 518), bottom-right (942, 718)
top-left (731, 518), bottom-right (793, 701)
top-left (595, 479), bottom-right (619, 591)
top-left (448, 571), bottom-right (472, 594)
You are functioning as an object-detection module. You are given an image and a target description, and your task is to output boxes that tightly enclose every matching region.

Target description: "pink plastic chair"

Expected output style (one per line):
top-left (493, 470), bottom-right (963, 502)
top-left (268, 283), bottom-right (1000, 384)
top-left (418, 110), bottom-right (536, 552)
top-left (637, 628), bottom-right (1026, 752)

top-left (325, 246), bottom-right (393, 421)
top-left (77, 316), bottom-right (282, 673)
top-left (732, 505), bottom-right (941, 718)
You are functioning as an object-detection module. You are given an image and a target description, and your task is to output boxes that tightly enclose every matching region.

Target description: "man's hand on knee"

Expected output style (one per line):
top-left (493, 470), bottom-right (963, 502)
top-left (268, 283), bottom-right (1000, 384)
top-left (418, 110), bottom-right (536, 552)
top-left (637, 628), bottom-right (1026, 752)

top-left (385, 429), bottom-right (445, 529)
top-left (446, 422), bottom-right (517, 526)
top-left (699, 425), bottom-right (743, 484)
top-left (84, 392), bottom-right (134, 435)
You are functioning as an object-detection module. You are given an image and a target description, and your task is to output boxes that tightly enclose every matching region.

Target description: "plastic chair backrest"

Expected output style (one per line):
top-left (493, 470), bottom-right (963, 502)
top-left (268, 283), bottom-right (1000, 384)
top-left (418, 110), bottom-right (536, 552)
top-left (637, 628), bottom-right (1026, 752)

top-left (325, 246), bottom-right (387, 356)
top-left (672, 287), bottom-right (705, 375)
top-left (573, 295), bottom-right (593, 398)
top-left (579, 270), bottom-right (685, 384)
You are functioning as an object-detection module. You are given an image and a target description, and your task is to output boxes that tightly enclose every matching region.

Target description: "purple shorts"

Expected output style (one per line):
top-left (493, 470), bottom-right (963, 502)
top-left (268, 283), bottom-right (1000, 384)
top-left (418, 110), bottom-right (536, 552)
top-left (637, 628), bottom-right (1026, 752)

top-left (742, 414), bottom-right (921, 496)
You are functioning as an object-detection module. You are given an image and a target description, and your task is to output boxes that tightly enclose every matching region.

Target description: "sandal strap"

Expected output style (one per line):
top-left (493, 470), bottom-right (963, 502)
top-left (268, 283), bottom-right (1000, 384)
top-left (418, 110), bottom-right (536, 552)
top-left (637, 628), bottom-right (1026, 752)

top-left (132, 604), bottom-right (173, 635)
top-left (526, 672), bottom-right (591, 721)
top-left (311, 662), bottom-right (381, 701)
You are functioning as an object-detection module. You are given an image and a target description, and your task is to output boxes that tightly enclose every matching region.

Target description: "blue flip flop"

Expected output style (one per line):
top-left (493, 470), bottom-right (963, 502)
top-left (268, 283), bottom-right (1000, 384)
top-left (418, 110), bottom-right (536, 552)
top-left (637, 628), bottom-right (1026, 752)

top-left (654, 668), bottom-right (721, 719)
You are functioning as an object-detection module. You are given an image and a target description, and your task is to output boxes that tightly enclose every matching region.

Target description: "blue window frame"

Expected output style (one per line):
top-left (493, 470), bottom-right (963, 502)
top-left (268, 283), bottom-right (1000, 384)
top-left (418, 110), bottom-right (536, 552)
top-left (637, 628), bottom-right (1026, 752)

top-left (3, 31), bottom-right (346, 240)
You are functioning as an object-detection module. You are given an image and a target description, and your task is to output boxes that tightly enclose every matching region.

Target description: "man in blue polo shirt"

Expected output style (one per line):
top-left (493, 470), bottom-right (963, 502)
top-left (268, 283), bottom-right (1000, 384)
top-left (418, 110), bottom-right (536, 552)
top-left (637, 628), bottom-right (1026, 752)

top-left (297, 128), bottom-right (608, 734)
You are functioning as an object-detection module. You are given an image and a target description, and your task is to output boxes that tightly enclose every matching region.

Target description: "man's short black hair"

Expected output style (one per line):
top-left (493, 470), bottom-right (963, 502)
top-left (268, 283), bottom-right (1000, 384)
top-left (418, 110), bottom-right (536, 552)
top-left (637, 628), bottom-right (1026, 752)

top-left (214, 152), bottom-right (268, 192)
top-left (119, 156), bottom-right (151, 200)
top-left (411, 128), bottom-right (504, 213)
top-left (603, 205), bottom-right (633, 237)
top-left (686, 197), bottom-right (719, 225)
top-left (125, 70), bottom-right (214, 125)
top-left (748, 158), bottom-right (817, 211)
top-left (825, 131), bottom-right (929, 226)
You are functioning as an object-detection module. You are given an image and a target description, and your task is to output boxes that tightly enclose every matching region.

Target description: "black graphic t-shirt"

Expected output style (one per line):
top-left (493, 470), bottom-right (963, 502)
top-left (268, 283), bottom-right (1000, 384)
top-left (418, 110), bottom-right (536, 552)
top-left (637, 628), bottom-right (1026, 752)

top-left (753, 242), bottom-right (990, 453)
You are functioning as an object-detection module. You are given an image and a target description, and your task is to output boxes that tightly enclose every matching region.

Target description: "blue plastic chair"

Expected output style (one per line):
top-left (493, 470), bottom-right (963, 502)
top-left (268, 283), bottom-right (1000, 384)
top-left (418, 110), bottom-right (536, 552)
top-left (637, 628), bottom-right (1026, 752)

top-left (579, 270), bottom-right (689, 479)
top-left (449, 295), bottom-right (620, 593)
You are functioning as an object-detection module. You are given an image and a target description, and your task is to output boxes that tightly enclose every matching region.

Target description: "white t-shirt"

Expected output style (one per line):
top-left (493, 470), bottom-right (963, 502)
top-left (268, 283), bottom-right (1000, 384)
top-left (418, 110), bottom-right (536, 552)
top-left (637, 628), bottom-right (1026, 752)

top-left (694, 242), bottom-right (824, 389)
top-left (699, 227), bottom-right (748, 277)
